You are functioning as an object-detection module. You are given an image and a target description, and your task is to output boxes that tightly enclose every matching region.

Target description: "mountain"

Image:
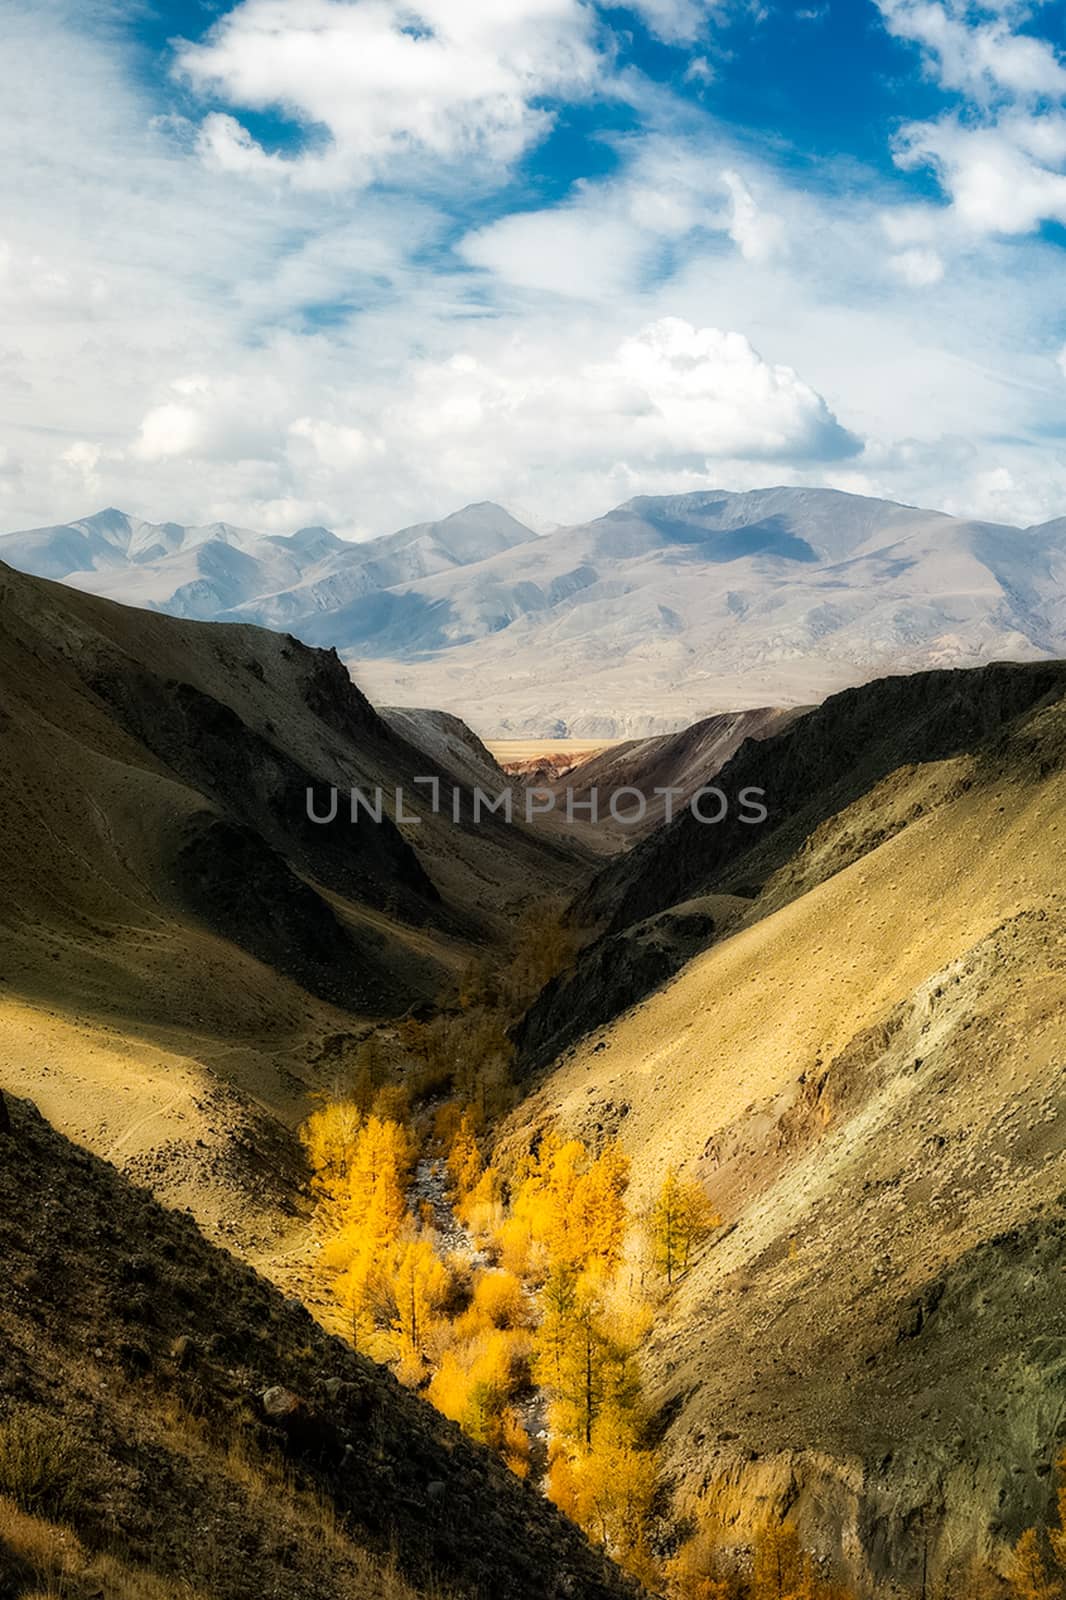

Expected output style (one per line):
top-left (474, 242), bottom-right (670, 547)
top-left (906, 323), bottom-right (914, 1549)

top-left (9, 487), bottom-right (1066, 737)
top-left (347, 488), bottom-right (1066, 736)
top-left (0, 1094), bottom-right (642, 1600)
top-left (0, 502), bottom-right (538, 627)
top-left (0, 557), bottom-right (588, 1250)
top-left (503, 661), bottom-right (1066, 1590)
top-left (542, 706), bottom-right (805, 841)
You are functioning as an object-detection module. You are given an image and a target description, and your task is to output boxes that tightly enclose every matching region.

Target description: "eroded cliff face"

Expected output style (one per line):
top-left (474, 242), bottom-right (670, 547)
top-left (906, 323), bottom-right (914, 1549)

top-left (666, 1208), bottom-right (1064, 1596)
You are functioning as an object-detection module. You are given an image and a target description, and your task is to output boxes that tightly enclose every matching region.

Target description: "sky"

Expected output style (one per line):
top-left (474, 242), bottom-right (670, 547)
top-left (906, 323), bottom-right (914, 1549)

top-left (1, 0), bottom-right (1065, 538)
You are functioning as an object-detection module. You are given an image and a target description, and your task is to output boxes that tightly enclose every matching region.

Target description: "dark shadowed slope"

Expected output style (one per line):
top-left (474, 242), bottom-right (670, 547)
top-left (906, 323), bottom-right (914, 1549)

top-left (0, 560), bottom-right (589, 1248)
top-left (516, 662), bottom-right (1066, 1071)
top-left (0, 1095), bottom-right (642, 1600)
top-left (502, 669), bottom-right (1066, 1592)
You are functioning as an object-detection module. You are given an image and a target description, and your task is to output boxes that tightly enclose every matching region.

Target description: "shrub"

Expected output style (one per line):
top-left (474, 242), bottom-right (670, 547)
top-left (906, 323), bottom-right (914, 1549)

top-left (0, 1408), bottom-right (87, 1521)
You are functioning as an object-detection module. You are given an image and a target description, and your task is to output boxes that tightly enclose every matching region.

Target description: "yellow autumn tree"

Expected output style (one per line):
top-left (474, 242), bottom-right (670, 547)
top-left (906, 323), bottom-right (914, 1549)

top-left (447, 1109), bottom-right (483, 1202)
top-left (501, 898), bottom-right (576, 1011)
top-left (537, 1273), bottom-right (605, 1446)
top-left (389, 1231), bottom-right (455, 1385)
top-left (549, 1415), bottom-right (659, 1577)
top-left (504, 1133), bottom-right (630, 1280)
top-left (1010, 1451), bottom-right (1066, 1600)
top-left (469, 1268), bottom-right (531, 1331)
top-left (457, 1160), bottom-right (504, 1242)
top-left (349, 1030), bottom-right (389, 1111)
top-left (751, 1523), bottom-right (817, 1600)
top-left (664, 1503), bottom-right (736, 1600)
top-left (427, 1325), bottom-right (530, 1455)
top-left (647, 1167), bottom-right (719, 1285)
top-left (1010, 1532), bottom-right (1061, 1600)
top-left (1050, 1450), bottom-right (1066, 1574)
top-left (300, 1099), bottom-right (363, 1210)
top-left (318, 1114), bottom-right (418, 1350)
top-left (573, 1140), bottom-right (631, 1275)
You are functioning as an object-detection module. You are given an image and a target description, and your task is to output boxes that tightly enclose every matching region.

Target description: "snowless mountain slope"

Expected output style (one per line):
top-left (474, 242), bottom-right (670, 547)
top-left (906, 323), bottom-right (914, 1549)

top-left (0, 558), bottom-right (590, 1253)
top-left (502, 662), bottom-right (1066, 1593)
top-left (0, 502), bottom-right (538, 628)
top-left (6, 488), bottom-right (1066, 735)
top-left (0, 1096), bottom-right (643, 1600)
top-left (223, 502), bottom-right (539, 631)
top-left (353, 491), bottom-right (1066, 734)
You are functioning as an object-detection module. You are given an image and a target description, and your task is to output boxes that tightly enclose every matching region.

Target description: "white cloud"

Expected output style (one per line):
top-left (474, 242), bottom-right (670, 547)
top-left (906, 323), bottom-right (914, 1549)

top-left (460, 209), bottom-right (652, 298)
top-left (133, 402), bottom-right (206, 462)
top-left (877, 3), bottom-right (1066, 242)
top-left (196, 111), bottom-right (295, 179)
top-left (459, 146), bottom-right (787, 298)
top-left (684, 56), bottom-right (715, 85)
top-left (3, 0), bottom-right (1066, 542)
top-left (1057, 343), bottom-right (1066, 379)
top-left (61, 440), bottom-right (102, 474)
top-left (578, 318), bottom-right (858, 459)
top-left (876, 1), bottom-right (1066, 104)
top-left (722, 169), bottom-right (786, 263)
top-left (114, 316), bottom-right (858, 531)
top-left (896, 115), bottom-right (1066, 234)
top-left (615, 0), bottom-right (727, 45)
top-left (889, 245), bottom-right (946, 285)
top-left (133, 374), bottom-right (313, 465)
top-left (287, 416), bottom-right (382, 469)
top-left (176, 0), bottom-right (604, 188)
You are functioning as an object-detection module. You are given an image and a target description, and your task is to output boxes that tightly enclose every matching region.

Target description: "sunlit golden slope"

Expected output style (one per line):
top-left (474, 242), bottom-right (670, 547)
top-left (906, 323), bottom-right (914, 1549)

top-left (507, 690), bottom-right (1066, 1594)
top-left (0, 560), bottom-right (588, 1257)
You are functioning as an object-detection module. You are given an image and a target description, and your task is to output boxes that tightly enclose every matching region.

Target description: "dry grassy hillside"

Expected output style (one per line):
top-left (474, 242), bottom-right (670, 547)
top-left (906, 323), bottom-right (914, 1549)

top-left (504, 672), bottom-right (1066, 1593)
top-left (0, 1094), bottom-right (642, 1600)
top-left (0, 560), bottom-right (589, 1254)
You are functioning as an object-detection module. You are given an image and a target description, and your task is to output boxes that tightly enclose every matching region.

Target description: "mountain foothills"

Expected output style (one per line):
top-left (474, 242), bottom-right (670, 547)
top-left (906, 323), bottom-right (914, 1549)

top-left (6, 488), bottom-right (1066, 737)
top-left (0, 557), bottom-right (587, 1245)
top-left (510, 660), bottom-right (1066, 1591)
top-left (0, 557), bottom-right (1064, 1599)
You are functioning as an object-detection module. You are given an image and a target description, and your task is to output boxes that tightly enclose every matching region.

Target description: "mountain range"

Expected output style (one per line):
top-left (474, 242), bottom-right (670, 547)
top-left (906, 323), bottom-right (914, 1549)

top-left (5, 488), bottom-right (1066, 736)
top-left (1, 551), bottom-right (1064, 1594)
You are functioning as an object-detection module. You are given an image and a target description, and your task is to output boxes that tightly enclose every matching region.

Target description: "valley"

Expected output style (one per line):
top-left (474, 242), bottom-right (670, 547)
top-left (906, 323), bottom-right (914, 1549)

top-left (0, 557), bottom-right (1063, 1600)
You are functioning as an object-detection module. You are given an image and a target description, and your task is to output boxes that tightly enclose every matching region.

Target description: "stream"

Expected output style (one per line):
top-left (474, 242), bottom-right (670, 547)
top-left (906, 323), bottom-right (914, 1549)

top-left (407, 1153), bottom-right (551, 1484)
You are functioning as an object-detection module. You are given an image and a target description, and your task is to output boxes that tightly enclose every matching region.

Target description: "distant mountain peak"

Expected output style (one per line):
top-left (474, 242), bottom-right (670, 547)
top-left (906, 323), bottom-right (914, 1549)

top-left (4, 487), bottom-right (1066, 737)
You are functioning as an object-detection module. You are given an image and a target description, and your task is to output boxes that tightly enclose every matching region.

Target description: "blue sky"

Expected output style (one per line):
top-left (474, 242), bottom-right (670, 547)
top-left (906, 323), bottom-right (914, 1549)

top-left (1, 0), bottom-right (1065, 535)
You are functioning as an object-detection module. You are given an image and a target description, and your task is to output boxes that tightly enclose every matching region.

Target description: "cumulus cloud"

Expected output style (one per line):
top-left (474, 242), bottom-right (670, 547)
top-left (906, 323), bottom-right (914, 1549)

top-left (877, 0), bottom-right (1066, 104)
top-left (133, 375), bottom-right (302, 464)
top-left (176, 0), bottom-right (603, 187)
top-left (116, 318), bottom-right (857, 532)
top-left (287, 416), bottom-right (383, 469)
top-left (896, 116), bottom-right (1066, 233)
top-left (393, 318), bottom-right (862, 478)
top-left (877, 1), bottom-right (1066, 241)
top-left (578, 318), bottom-right (859, 460)
top-left (4, 0), bottom-right (1066, 539)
